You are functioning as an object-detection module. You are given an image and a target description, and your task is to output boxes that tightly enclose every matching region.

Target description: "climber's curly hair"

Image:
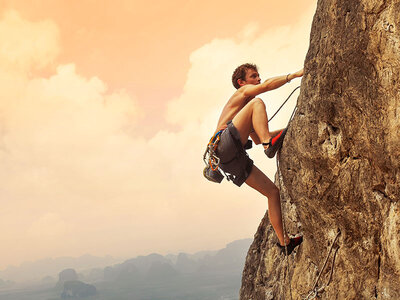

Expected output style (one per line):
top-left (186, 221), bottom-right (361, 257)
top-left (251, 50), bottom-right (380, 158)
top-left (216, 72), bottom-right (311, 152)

top-left (232, 63), bottom-right (258, 89)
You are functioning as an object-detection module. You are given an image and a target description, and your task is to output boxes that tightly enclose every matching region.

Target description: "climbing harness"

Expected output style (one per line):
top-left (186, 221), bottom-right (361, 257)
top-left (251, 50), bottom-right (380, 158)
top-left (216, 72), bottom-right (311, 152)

top-left (303, 229), bottom-right (341, 300)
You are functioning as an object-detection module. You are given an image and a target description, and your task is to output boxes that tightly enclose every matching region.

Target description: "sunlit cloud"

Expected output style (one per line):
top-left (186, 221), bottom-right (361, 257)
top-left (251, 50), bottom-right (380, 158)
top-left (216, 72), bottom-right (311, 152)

top-left (0, 10), bottom-right (59, 72)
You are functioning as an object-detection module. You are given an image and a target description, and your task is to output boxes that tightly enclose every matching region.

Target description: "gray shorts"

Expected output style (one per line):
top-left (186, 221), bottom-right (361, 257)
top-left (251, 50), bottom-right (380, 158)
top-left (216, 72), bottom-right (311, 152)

top-left (216, 121), bottom-right (253, 187)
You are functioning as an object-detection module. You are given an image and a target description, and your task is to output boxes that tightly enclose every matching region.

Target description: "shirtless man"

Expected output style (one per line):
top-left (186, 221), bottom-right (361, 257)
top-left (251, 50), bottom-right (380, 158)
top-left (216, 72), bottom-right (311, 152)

top-left (213, 63), bottom-right (303, 254)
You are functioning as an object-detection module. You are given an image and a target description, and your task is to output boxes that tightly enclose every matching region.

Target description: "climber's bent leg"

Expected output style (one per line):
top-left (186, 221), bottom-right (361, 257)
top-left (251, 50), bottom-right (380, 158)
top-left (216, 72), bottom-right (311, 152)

top-left (232, 98), bottom-right (272, 146)
top-left (245, 164), bottom-right (289, 246)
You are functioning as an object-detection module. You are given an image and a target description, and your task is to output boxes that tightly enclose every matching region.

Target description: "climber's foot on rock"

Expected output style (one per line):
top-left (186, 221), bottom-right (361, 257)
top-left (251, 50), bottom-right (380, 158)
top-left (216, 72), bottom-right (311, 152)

top-left (277, 235), bottom-right (303, 255)
top-left (264, 128), bottom-right (288, 158)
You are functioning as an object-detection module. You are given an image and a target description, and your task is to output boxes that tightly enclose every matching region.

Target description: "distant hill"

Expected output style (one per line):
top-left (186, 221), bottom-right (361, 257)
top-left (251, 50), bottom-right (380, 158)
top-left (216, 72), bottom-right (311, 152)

top-left (0, 254), bottom-right (121, 283)
top-left (96, 238), bottom-right (253, 300)
top-left (104, 239), bottom-right (252, 281)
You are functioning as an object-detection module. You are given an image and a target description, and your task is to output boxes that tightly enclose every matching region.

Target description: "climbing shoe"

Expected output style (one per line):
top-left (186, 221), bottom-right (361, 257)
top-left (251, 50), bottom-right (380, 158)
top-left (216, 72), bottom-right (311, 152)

top-left (276, 235), bottom-right (303, 256)
top-left (264, 128), bottom-right (288, 158)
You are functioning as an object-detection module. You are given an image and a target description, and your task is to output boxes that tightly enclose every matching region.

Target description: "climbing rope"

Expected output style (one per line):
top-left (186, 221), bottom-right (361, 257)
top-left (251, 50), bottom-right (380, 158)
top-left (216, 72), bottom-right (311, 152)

top-left (303, 229), bottom-right (341, 300)
top-left (268, 86), bottom-right (300, 122)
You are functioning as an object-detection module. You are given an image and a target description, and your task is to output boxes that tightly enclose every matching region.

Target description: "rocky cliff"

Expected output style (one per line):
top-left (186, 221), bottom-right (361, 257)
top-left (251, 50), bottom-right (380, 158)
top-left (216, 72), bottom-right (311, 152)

top-left (240, 0), bottom-right (400, 299)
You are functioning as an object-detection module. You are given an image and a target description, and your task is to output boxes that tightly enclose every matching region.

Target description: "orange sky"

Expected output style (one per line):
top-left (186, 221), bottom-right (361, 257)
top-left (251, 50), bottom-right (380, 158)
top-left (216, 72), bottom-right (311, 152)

top-left (0, 0), bottom-right (316, 272)
top-left (3, 0), bottom-right (315, 136)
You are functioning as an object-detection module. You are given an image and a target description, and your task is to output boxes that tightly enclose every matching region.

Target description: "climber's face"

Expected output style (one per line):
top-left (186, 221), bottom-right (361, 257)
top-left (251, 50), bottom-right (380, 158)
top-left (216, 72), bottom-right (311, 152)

top-left (244, 68), bottom-right (261, 85)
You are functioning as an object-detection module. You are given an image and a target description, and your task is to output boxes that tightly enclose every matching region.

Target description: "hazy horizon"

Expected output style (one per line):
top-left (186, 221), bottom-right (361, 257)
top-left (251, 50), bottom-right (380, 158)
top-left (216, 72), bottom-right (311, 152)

top-left (0, 238), bottom-right (251, 273)
top-left (1, 0), bottom-right (317, 269)
top-left (0, 238), bottom-right (252, 285)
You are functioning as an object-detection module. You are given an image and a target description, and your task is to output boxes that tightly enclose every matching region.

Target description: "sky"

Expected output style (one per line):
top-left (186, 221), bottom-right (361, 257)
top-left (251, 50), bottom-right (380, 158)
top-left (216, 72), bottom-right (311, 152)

top-left (0, 0), bottom-right (317, 271)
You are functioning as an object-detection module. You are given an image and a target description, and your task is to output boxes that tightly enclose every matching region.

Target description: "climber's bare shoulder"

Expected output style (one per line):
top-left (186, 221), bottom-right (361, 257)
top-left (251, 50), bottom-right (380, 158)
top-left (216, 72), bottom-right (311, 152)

top-left (215, 88), bottom-right (253, 132)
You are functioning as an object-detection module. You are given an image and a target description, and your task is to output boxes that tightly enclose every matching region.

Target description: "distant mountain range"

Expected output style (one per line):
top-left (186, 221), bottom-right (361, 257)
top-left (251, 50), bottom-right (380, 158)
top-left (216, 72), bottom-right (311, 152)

top-left (0, 238), bottom-right (253, 300)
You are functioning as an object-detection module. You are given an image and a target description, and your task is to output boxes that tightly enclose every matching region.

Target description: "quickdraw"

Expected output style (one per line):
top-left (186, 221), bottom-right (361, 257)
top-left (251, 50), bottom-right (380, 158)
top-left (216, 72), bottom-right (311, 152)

top-left (203, 130), bottom-right (226, 183)
top-left (203, 130), bottom-right (223, 171)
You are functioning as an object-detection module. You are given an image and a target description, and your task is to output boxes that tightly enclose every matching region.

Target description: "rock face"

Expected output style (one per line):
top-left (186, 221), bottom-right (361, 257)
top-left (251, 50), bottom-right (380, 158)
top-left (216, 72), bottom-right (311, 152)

top-left (240, 0), bottom-right (400, 299)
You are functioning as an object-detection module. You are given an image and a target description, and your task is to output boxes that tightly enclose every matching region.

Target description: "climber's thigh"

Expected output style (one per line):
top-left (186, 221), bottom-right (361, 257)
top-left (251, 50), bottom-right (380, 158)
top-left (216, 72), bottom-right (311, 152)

top-left (231, 100), bottom-right (258, 145)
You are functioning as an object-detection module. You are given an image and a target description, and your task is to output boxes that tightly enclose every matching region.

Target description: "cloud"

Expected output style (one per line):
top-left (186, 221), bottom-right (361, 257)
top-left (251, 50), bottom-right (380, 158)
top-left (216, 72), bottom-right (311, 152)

top-left (0, 10), bottom-right (148, 265)
top-left (0, 10), bottom-right (59, 72)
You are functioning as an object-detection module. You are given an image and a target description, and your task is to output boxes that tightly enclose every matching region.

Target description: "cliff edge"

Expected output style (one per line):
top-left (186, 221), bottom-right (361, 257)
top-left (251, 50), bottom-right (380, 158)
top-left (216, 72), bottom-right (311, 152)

top-left (240, 0), bottom-right (400, 299)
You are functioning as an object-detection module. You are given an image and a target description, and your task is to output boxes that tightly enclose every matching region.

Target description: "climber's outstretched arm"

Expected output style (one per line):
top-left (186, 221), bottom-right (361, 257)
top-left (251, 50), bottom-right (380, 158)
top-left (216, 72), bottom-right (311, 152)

top-left (242, 68), bottom-right (303, 98)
